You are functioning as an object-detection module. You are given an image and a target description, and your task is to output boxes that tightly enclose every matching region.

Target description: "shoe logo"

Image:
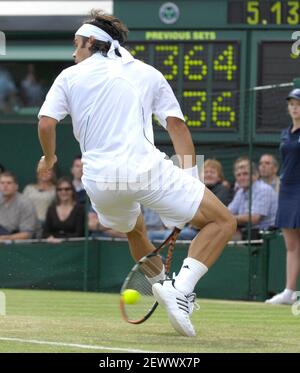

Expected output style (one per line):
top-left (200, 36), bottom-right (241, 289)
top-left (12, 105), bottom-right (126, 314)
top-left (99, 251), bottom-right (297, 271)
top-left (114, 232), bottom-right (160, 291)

top-left (183, 265), bottom-right (190, 269)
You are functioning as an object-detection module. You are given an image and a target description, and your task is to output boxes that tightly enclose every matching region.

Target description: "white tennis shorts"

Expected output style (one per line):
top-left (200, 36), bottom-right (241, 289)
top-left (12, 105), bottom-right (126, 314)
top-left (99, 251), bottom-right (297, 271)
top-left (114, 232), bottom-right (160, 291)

top-left (82, 157), bottom-right (205, 233)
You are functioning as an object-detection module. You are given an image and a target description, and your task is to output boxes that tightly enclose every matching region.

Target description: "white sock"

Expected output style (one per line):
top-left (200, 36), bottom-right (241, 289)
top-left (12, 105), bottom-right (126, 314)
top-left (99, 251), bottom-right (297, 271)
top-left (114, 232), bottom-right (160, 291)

top-left (146, 266), bottom-right (165, 285)
top-left (174, 257), bottom-right (208, 295)
top-left (283, 288), bottom-right (294, 297)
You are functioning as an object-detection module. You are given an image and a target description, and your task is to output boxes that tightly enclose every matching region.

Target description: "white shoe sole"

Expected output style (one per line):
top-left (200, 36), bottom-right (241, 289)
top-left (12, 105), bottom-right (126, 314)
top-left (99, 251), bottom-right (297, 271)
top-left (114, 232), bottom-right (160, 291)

top-left (153, 284), bottom-right (196, 337)
top-left (265, 299), bottom-right (294, 305)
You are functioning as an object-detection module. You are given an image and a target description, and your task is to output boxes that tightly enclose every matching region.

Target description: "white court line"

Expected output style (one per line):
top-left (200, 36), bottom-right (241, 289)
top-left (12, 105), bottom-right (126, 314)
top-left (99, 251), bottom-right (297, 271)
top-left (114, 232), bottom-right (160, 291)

top-left (0, 337), bottom-right (160, 353)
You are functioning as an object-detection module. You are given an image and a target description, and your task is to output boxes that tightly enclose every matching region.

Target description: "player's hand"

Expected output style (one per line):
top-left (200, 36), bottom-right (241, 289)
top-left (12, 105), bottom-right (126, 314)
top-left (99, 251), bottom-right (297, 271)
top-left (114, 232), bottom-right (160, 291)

top-left (37, 155), bottom-right (57, 174)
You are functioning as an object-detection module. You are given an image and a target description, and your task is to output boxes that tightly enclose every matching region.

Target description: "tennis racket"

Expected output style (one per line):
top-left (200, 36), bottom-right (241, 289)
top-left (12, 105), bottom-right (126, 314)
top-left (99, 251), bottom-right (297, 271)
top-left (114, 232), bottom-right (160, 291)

top-left (119, 227), bottom-right (181, 324)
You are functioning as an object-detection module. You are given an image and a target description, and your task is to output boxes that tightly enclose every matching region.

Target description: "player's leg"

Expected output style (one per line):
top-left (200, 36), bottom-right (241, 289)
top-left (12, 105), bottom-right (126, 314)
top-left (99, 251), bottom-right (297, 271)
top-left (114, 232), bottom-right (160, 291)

top-left (126, 213), bottom-right (165, 283)
top-left (126, 213), bottom-right (156, 261)
top-left (189, 187), bottom-right (236, 265)
top-left (150, 163), bottom-right (236, 337)
top-left (266, 228), bottom-right (300, 304)
top-left (173, 187), bottom-right (236, 295)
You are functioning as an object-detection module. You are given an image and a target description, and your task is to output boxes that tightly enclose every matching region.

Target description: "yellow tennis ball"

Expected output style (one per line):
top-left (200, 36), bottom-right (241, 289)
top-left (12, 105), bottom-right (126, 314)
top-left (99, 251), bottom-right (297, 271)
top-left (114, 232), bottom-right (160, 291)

top-left (122, 289), bottom-right (140, 305)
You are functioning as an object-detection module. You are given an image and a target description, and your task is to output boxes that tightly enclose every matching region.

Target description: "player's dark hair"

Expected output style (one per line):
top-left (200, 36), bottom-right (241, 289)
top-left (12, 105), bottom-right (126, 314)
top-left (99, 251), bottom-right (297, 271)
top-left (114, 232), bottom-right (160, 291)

top-left (81, 9), bottom-right (129, 56)
top-left (73, 154), bottom-right (82, 162)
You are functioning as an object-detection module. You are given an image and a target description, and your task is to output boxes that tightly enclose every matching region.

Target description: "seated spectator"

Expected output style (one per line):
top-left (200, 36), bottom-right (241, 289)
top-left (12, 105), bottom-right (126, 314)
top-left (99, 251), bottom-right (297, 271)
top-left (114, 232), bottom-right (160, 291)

top-left (88, 206), bottom-right (126, 238)
top-left (71, 155), bottom-right (86, 204)
top-left (142, 206), bottom-right (169, 241)
top-left (23, 167), bottom-right (56, 223)
top-left (20, 64), bottom-right (45, 107)
top-left (0, 171), bottom-right (38, 240)
top-left (228, 159), bottom-right (278, 236)
top-left (143, 207), bottom-right (198, 241)
top-left (43, 177), bottom-right (85, 242)
top-left (204, 159), bottom-right (233, 206)
top-left (258, 154), bottom-right (280, 193)
top-left (232, 156), bottom-right (250, 195)
top-left (0, 66), bottom-right (17, 112)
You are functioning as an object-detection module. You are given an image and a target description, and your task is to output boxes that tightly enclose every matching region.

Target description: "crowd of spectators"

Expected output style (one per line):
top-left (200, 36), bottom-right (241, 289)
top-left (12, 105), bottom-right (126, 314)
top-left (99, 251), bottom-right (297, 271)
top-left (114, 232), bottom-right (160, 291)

top-left (0, 153), bottom-right (280, 243)
top-left (0, 64), bottom-right (46, 113)
top-left (0, 156), bottom-right (86, 242)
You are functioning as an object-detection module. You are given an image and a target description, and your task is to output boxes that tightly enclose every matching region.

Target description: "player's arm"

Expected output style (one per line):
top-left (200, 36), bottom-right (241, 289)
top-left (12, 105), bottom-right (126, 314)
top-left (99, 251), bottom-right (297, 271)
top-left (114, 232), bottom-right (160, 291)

top-left (166, 117), bottom-right (196, 169)
top-left (37, 71), bottom-right (69, 172)
top-left (153, 73), bottom-right (197, 172)
top-left (37, 116), bottom-right (58, 172)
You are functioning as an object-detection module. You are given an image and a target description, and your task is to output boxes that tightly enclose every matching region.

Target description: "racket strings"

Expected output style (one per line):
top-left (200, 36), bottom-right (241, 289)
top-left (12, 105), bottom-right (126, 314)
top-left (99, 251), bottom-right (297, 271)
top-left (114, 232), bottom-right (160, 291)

top-left (121, 255), bottom-right (165, 322)
top-left (120, 228), bottom-right (180, 323)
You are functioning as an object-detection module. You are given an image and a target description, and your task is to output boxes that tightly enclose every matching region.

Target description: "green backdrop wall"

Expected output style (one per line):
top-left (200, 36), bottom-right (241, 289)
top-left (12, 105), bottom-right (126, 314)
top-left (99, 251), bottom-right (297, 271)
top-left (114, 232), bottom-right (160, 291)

top-left (0, 233), bottom-right (297, 300)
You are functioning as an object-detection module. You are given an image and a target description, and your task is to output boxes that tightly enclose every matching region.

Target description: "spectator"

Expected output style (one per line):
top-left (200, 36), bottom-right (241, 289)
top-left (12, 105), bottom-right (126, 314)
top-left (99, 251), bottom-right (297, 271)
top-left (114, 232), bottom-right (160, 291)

top-left (204, 159), bottom-right (233, 206)
top-left (232, 156), bottom-right (250, 195)
top-left (142, 206), bottom-right (169, 241)
top-left (266, 88), bottom-right (300, 305)
top-left (0, 66), bottom-right (17, 112)
top-left (71, 155), bottom-right (86, 204)
top-left (258, 154), bottom-right (280, 193)
top-left (43, 177), bottom-right (85, 242)
top-left (88, 205), bottom-right (126, 238)
top-left (228, 159), bottom-right (278, 234)
top-left (143, 207), bottom-right (199, 241)
top-left (23, 167), bottom-right (56, 223)
top-left (20, 64), bottom-right (45, 107)
top-left (0, 171), bottom-right (38, 240)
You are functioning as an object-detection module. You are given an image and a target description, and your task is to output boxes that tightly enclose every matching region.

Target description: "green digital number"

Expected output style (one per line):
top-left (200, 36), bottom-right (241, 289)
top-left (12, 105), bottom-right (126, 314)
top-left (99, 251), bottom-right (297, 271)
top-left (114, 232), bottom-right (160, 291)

top-left (287, 1), bottom-right (299, 25)
top-left (270, 1), bottom-right (282, 24)
top-left (247, 1), bottom-right (260, 25)
top-left (155, 45), bottom-right (178, 81)
top-left (183, 91), bottom-right (207, 127)
top-left (213, 45), bottom-right (237, 81)
top-left (183, 45), bottom-right (208, 81)
top-left (130, 45), bottom-right (146, 60)
top-left (212, 92), bottom-right (236, 128)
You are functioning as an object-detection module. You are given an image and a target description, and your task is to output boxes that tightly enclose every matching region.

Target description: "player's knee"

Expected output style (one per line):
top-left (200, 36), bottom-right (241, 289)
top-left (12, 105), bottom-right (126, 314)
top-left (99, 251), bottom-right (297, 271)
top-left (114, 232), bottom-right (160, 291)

top-left (223, 212), bottom-right (237, 238)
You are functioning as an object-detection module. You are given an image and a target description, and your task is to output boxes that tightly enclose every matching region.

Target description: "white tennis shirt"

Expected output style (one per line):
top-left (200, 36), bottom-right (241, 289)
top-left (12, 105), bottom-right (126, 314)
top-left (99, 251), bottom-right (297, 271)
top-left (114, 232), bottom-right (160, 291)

top-left (38, 53), bottom-right (185, 181)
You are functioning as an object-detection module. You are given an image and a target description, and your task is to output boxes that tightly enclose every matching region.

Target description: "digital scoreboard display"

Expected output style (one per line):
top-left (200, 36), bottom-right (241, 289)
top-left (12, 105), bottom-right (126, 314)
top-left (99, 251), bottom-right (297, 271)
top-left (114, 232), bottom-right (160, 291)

top-left (256, 41), bottom-right (300, 132)
top-left (229, 0), bottom-right (300, 25)
top-left (128, 41), bottom-right (240, 131)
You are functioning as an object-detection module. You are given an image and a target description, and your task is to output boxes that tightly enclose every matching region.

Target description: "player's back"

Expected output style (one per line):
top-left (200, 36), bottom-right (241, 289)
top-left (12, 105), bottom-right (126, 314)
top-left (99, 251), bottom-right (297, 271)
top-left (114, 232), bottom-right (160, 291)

top-left (63, 54), bottom-right (165, 181)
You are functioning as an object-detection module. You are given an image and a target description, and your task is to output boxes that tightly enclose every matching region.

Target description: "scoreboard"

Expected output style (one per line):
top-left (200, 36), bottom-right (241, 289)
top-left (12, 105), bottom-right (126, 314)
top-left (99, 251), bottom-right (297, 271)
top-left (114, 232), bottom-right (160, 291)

top-left (229, 0), bottom-right (300, 25)
top-left (113, 0), bottom-right (300, 143)
top-left (125, 30), bottom-right (246, 143)
top-left (128, 38), bottom-right (241, 131)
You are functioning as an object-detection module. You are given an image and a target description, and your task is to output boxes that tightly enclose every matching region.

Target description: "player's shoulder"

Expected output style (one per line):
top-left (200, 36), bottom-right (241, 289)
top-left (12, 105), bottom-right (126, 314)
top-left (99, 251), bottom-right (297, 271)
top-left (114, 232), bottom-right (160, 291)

top-left (132, 58), bottom-right (163, 79)
top-left (59, 63), bottom-right (80, 77)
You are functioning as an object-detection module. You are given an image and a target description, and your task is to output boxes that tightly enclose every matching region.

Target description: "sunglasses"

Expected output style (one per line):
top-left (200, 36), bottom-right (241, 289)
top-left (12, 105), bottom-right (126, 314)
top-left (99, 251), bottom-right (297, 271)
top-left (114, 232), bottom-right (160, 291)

top-left (57, 187), bottom-right (72, 192)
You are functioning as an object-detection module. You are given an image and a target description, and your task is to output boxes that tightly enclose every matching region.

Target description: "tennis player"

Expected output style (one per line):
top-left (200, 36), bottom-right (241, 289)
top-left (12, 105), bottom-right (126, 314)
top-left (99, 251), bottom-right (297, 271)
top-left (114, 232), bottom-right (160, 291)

top-left (37, 10), bottom-right (236, 337)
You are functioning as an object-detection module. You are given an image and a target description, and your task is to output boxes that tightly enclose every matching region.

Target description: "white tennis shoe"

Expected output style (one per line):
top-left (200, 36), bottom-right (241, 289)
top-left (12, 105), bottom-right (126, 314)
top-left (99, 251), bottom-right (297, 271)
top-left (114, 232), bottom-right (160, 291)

top-left (265, 291), bottom-right (296, 305)
top-left (152, 280), bottom-right (197, 337)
